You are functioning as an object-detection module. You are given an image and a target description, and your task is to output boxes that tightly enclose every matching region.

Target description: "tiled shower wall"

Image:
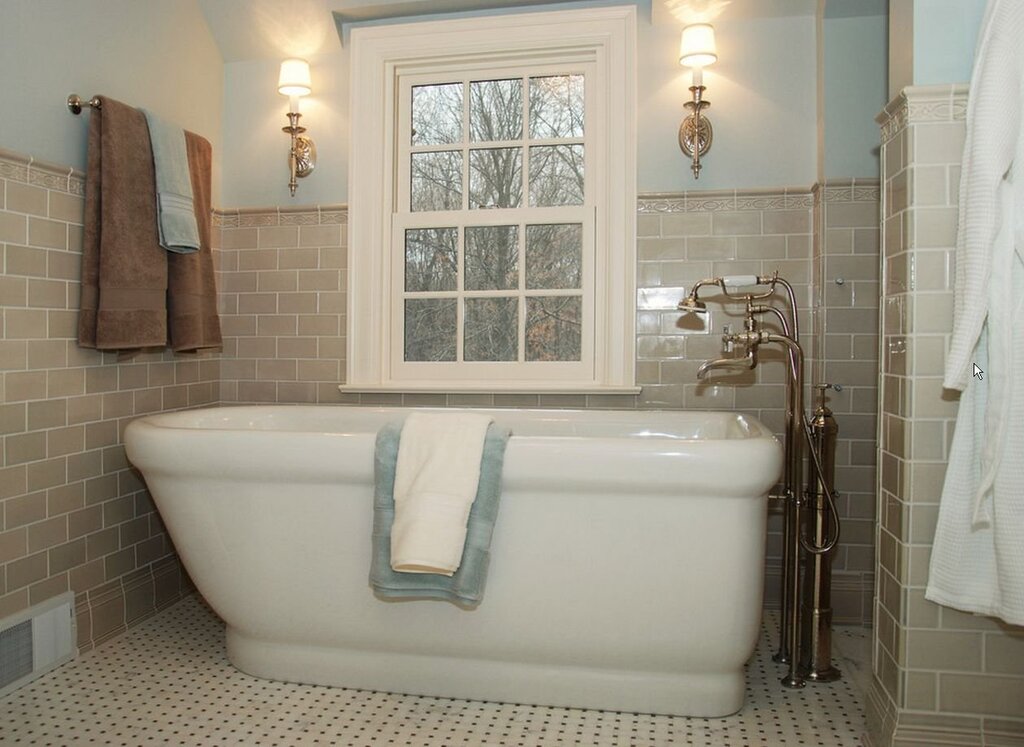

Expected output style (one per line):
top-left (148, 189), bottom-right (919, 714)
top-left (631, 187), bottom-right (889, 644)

top-left (215, 183), bottom-right (881, 625)
top-left (866, 85), bottom-right (1024, 747)
top-left (0, 149), bottom-right (214, 652)
top-left (814, 181), bottom-right (884, 624)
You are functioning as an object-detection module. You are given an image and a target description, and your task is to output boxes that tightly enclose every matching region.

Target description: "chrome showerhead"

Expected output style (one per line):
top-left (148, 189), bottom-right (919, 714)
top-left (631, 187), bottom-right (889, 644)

top-left (677, 295), bottom-right (707, 312)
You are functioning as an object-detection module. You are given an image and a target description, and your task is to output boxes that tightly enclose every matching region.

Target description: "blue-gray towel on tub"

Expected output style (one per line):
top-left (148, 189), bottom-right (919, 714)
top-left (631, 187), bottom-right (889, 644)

top-left (370, 420), bottom-right (511, 606)
top-left (141, 110), bottom-right (200, 254)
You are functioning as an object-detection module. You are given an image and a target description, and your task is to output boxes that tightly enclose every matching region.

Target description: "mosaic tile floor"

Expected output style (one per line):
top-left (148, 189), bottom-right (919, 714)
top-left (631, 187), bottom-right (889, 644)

top-left (0, 596), bottom-right (868, 746)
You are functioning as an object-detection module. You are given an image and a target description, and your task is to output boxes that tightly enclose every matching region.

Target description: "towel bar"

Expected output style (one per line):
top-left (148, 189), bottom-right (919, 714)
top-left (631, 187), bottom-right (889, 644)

top-left (67, 94), bottom-right (101, 115)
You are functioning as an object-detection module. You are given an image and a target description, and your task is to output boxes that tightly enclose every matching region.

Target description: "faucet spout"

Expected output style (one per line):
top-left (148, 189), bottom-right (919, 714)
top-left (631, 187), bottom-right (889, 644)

top-left (696, 350), bottom-right (756, 380)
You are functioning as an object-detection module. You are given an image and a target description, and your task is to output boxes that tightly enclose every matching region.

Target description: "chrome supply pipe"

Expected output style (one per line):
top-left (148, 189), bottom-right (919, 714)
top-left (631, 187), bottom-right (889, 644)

top-left (723, 328), bottom-right (806, 689)
top-left (800, 384), bottom-right (842, 682)
top-left (749, 303), bottom-right (797, 666)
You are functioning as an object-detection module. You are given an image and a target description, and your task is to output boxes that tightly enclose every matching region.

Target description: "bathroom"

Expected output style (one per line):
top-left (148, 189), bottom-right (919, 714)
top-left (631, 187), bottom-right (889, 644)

top-left (0, 0), bottom-right (1022, 744)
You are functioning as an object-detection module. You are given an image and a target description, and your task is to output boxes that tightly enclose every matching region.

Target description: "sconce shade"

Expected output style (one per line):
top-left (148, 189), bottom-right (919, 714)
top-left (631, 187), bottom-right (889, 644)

top-left (278, 58), bottom-right (312, 96)
top-left (679, 24), bottom-right (718, 68)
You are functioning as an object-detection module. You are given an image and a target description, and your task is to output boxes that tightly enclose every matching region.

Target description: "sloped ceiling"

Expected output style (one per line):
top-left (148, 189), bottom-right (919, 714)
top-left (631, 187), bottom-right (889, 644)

top-left (197, 0), bottom-right (339, 61)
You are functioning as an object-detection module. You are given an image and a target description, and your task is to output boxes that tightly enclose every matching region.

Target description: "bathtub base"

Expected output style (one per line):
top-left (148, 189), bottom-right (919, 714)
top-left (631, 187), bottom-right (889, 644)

top-left (226, 628), bottom-right (746, 718)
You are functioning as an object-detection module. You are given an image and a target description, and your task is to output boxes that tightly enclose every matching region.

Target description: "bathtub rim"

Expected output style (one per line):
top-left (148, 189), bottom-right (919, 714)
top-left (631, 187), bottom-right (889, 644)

top-left (125, 403), bottom-right (781, 442)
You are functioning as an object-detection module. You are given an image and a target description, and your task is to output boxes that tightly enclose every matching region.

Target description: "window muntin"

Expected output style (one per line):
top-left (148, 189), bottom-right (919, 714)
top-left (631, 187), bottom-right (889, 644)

top-left (394, 67), bottom-right (593, 378)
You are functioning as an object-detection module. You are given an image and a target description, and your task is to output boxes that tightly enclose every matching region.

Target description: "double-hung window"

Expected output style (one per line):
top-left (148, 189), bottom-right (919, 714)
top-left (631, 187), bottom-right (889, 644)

top-left (347, 7), bottom-right (636, 392)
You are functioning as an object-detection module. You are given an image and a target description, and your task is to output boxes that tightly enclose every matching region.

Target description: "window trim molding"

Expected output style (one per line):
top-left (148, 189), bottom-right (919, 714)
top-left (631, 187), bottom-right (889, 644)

top-left (347, 5), bottom-right (637, 392)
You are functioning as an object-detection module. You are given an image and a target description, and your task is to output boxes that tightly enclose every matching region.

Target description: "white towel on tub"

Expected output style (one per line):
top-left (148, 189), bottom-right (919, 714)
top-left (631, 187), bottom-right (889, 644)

top-left (391, 412), bottom-right (493, 576)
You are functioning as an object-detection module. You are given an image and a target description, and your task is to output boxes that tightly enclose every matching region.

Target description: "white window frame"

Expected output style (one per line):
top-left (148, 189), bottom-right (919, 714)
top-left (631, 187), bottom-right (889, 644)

top-left (346, 6), bottom-right (637, 393)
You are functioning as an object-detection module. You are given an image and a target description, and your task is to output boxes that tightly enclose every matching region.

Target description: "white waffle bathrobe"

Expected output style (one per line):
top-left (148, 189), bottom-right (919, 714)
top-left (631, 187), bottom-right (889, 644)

top-left (926, 0), bottom-right (1024, 625)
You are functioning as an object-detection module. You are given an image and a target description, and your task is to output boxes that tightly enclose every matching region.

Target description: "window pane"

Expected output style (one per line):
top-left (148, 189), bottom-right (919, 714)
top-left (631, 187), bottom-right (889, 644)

top-left (465, 225), bottom-right (518, 291)
top-left (465, 297), bottom-right (518, 361)
top-left (469, 148), bottom-right (523, 209)
top-left (525, 224), bottom-right (582, 289)
top-left (405, 299), bottom-right (457, 361)
top-left (526, 296), bottom-right (581, 361)
top-left (405, 228), bottom-right (458, 292)
top-left (470, 79), bottom-right (523, 142)
top-left (529, 145), bottom-right (584, 207)
top-left (529, 75), bottom-right (584, 139)
top-left (411, 151), bottom-right (463, 211)
top-left (412, 83), bottom-right (463, 145)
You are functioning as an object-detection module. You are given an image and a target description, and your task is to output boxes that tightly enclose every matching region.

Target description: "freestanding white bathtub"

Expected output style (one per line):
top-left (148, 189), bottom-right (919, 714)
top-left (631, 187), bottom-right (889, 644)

top-left (124, 405), bottom-right (782, 717)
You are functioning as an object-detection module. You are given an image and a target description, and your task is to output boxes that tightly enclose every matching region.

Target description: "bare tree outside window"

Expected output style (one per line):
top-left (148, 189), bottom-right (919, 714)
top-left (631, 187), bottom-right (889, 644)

top-left (405, 299), bottom-right (457, 361)
top-left (411, 150), bottom-right (463, 211)
top-left (405, 228), bottom-right (458, 291)
top-left (529, 145), bottom-right (584, 207)
top-left (403, 72), bottom-right (586, 364)
top-left (466, 225), bottom-right (518, 290)
top-left (529, 75), bottom-right (584, 139)
top-left (469, 148), bottom-right (523, 209)
top-left (470, 79), bottom-right (522, 142)
top-left (465, 297), bottom-right (518, 361)
top-left (526, 296), bottom-right (582, 361)
top-left (412, 83), bottom-right (463, 145)
top-left (526, 224), bottom-right (582, 289)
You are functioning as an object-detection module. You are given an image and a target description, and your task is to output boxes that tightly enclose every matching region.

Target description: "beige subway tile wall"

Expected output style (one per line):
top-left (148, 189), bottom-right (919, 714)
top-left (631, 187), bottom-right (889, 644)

top-left (0, 149), bottom-right (214, 652)
top-left (215, 207), bottom-right (347, 405)
top-left (818, 181), bottom-right (883, 624)
top-left (866, 85), bottom-right (1024, 747)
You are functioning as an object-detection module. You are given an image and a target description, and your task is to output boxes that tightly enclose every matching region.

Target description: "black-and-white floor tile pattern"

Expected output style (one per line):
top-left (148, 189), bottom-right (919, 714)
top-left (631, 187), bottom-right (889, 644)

top-left (0, 596), bottom-right (868, 746)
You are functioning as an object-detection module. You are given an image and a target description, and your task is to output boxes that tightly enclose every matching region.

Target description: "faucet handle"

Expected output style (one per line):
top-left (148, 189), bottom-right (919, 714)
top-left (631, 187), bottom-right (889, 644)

top-left (814, 382), bottom-right (842, 392)
top-left (722, 324), bottom-right (733, 353)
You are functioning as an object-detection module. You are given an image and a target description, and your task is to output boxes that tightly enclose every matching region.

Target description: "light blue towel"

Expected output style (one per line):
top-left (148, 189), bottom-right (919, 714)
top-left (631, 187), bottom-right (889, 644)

top-left (370, 420), bottom-right (511, 607)
top-left (142, 110), bottom-right (200, 254)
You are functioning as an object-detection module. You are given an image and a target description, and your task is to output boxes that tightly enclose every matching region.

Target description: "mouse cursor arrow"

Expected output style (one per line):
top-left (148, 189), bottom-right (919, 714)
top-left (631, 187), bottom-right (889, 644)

top-left (973, 363), bottom-right (984, 380)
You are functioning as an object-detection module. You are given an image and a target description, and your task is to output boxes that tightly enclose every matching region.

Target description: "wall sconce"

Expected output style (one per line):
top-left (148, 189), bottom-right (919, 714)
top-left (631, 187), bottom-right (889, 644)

top-left (678, 23), bottom-right (717, 179)
top-left (278, 58), bottom-right (317, 197)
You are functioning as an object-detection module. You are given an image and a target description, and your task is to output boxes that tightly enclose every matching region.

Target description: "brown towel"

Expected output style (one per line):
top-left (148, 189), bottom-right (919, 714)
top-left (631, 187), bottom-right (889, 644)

top-left (168, 132), bottom-right (221, 352)
top-left (79, 96), bottom-right (167, 350)
top-left (78, 97), bottom-right (221, 353)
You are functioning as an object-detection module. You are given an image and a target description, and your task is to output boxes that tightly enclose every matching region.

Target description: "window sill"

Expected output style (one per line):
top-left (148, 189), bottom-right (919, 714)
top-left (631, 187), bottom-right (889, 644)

top-left (337, 384), bottom-right (641, 396)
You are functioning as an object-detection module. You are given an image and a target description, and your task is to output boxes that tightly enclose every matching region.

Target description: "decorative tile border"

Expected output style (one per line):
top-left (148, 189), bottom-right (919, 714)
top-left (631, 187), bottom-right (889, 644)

top-left (636, 183), bottom-right (877, 213)
top-left (637, 187), bottom-right (814, 214)
top-left (213, 205), bottom-right (349, 227)
top-left (821, 179), bottom-right (882, 204)
top-left (0, 147), bottom-right (86, 195)
top-left (878, 84), bottom-right (969, 144)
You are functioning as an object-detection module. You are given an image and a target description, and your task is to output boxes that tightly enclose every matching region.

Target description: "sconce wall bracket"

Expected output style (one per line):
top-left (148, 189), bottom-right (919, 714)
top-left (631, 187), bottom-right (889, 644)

top-left (678, 85), bottom-right (712, 179)
top-left (283, 111), bottom-right (317, 197)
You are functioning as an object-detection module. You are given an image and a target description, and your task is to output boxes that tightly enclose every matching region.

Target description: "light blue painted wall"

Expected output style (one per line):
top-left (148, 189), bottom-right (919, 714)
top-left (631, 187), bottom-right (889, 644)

top-left (0, 0), bottom-right (224, 199)
top-left (0, 0), bottom-right (888, 208)
top-left (912, 0), bottom-right (986, 86)
top-left (221, 5), bottom-right (821, 206)
top-left (824, 13), bottom-right (888, 179)
top-left (639, 12), bottom-right (819, 194)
